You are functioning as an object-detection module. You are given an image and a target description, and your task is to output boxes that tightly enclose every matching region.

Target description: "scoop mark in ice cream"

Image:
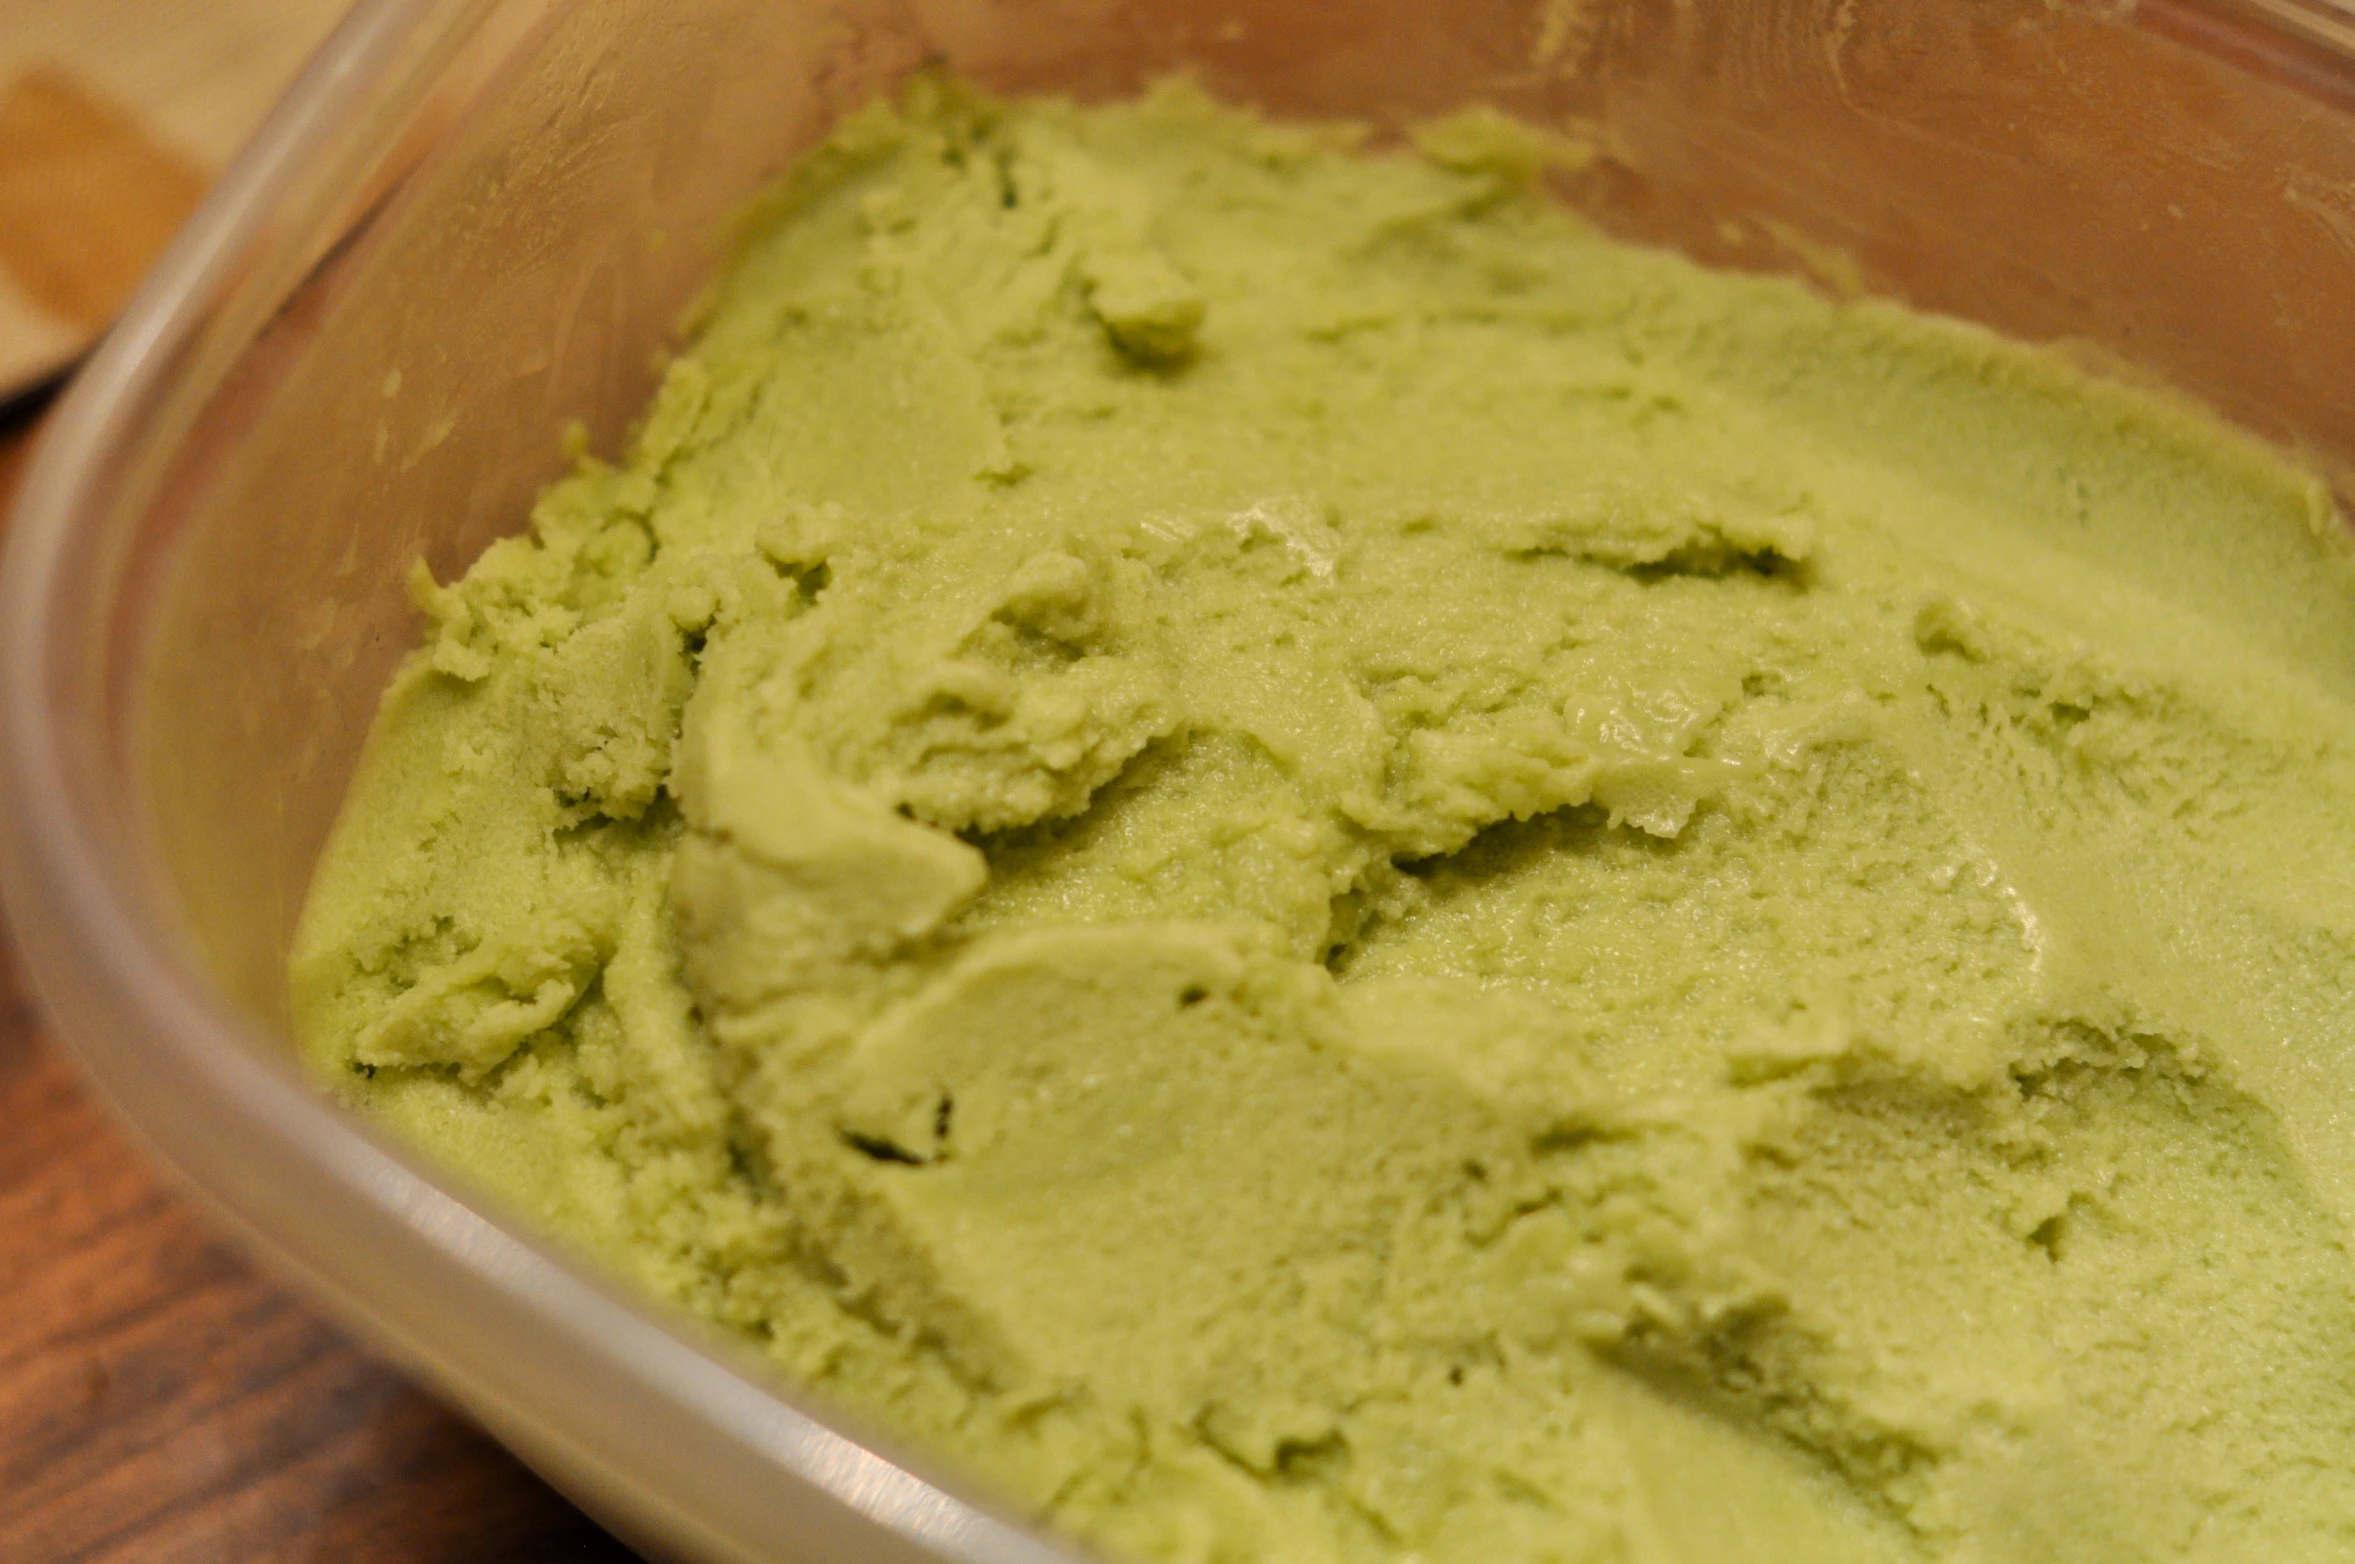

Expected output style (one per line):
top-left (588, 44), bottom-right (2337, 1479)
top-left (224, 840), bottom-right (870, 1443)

top-left (293, 76), bottom-right (2355, 1563)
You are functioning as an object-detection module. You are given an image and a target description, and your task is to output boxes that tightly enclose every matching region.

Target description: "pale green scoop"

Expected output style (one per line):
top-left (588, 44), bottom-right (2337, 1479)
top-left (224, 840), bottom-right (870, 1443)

top-left (293, 76), bottom-right (2355, 1564)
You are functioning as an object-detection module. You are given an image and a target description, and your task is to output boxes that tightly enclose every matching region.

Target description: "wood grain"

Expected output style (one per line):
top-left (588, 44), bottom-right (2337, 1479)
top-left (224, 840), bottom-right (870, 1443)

top-left (0, 407), bottom-right (639, 1564)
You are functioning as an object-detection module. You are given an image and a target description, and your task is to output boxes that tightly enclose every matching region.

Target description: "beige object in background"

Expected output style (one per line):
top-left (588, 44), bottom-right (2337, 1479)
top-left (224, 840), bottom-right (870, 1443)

top-left (0, 0), bottom-right (350, 402)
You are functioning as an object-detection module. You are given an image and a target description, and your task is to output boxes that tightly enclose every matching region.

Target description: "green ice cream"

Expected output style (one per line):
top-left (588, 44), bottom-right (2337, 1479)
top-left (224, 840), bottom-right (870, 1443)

top-left (292, 77), bottom-right (2355, 1563)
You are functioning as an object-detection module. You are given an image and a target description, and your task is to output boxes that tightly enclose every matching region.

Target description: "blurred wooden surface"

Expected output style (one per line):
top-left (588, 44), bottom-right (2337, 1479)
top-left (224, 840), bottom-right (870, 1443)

top-left (0, 0), bottom-right (350, 398)
top-left (0, 409), bottom-right (638, 1562)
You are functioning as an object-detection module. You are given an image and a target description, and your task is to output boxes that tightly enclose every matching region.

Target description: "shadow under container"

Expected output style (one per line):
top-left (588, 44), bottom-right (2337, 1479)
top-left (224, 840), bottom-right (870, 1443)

top-left (8, 0), bottom-right (2355, 1559)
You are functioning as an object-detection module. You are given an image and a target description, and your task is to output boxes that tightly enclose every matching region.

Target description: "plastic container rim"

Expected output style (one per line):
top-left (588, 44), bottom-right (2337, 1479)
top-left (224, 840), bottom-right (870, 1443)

top-left (0, 2), bottom-right (1080, 1559)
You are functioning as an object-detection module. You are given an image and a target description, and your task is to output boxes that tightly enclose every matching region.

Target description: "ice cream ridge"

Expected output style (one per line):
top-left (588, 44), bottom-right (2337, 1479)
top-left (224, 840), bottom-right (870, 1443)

top-left (292, 76), bottom-right (2355, 1563)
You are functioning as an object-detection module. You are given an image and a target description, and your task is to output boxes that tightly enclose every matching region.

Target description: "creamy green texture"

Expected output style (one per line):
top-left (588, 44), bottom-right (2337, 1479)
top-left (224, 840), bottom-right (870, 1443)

top-left (293, 79), bottom-right (2355, 1563)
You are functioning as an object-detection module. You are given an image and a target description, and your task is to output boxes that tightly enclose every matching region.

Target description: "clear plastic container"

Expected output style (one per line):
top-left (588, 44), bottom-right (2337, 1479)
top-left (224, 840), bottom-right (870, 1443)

top-left (9, 0), bottom-right (2355, 1558)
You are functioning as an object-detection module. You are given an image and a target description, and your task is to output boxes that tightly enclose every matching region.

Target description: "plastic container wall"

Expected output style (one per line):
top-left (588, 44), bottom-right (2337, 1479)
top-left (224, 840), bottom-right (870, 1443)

top-left (9, 0), bottom-right (2355, 1559)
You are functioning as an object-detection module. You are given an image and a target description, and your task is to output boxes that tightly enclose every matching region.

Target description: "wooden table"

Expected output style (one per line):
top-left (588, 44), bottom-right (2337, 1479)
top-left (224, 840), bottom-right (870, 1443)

top-left (0, 405), bottom-right (638, 1562)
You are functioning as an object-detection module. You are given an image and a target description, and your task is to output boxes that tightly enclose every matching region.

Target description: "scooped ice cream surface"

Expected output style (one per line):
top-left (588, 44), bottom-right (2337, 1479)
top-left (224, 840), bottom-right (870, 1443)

top-left (293, 77), bottom-right (2355, 1563)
